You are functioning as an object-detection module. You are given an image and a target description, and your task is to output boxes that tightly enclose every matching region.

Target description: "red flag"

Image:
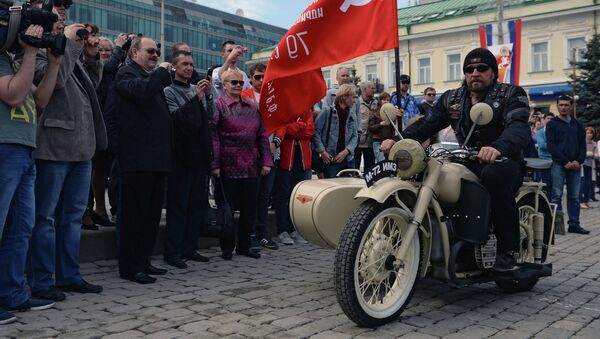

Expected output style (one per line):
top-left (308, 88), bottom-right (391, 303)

top-left (260, 0), bottom-right (399, 133)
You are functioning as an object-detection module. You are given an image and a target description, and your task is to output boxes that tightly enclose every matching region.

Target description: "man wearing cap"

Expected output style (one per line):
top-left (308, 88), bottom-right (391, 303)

top-left (391, 74), bottom-right (419, 129)
top-left (381, 48), bottom-right (531, 271)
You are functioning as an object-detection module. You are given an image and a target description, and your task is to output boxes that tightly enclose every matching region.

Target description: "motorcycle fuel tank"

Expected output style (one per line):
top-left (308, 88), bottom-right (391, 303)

top-left (435, 162), bottom-right (480, 207)
top-left (290, 177), bottom-right (367, 249)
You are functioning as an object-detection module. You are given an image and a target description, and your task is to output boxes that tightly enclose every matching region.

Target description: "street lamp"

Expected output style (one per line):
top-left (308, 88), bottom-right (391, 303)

top-left (160, 0), bottom-right (165, 62)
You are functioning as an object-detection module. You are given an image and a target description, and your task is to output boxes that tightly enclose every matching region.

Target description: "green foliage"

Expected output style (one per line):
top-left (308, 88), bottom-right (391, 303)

top-left (572, 34), bottom-right (600, 126)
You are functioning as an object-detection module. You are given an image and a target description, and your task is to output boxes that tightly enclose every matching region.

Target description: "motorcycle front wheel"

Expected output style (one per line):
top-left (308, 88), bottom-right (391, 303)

top-left (334, 200), bottom-right (421, 327)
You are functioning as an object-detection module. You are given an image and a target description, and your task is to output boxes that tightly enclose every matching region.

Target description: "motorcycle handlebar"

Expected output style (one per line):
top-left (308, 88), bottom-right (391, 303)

top-left (448, 148), bottom-right (507, 163)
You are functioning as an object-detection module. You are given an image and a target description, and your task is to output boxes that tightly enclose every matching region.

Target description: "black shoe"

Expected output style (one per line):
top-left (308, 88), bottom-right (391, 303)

top-left (182, 251), bottom-right (210, 262)
top-left (121, 272), bottom-right (156, 284)
top-left (81, 223), bottom-right (99, 231)
top-left (58, 279), bottom-right (103, 294)
top-left (493, 251), bottom-right (516, 272)
top-left (250, 236), bottom-right (260, 250)
top-left (0, 308), bottom-right (16, 324)
top-left (32, 286), bottom-right (66, 302)
top-left (568, 223), bottom-right (590, 234)
top-left (88, 209), bottom-right (116, 227)
top-left (221, 252), bottom-right (233, 260)
top-left (259, 238), bottom-right (279, 250)
top-left (9, 298), bottom-right (54, 312)
top-left (145, 265), bottom-right (167, 275)
top-left (236, 249), bottom-right (261, 259)
top-left (165, 257), bottom-right (187, 269)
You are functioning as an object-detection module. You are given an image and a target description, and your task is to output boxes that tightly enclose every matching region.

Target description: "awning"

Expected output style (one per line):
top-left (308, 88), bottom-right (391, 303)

top-left (527, 84), bottom-right (572, 101)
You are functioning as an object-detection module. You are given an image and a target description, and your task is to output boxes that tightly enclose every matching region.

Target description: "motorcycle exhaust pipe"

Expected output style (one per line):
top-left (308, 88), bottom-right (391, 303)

top-left (532, 212), bottom-right (544, 264)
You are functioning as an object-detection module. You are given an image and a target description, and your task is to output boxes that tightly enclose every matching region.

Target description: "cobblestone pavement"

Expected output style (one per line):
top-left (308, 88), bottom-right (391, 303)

top-left (2, 202), bottom-right (600, 339)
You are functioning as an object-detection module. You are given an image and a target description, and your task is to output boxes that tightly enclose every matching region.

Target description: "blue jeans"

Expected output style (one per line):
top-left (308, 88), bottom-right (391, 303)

top-left (550, 162), bottom-right (581, 226)
top-left (276, 164), bottom-right (312, 235)
top-left (323, 161), bottom-right (351, 179)
top-left (255, 160), bottom-right (278, 240)
top-left (0, 144), bottom-right (35, 309)
top-left (580, 165), bottom-right (592, 203)
top-left (372, 141), bottom-right (386, 163)
top-left (28, 160), bottom-right (91, 292)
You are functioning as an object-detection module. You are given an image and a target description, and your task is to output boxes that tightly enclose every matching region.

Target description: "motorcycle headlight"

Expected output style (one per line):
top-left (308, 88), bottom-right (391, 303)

top-left (388, 139), bottom-right (427, 179)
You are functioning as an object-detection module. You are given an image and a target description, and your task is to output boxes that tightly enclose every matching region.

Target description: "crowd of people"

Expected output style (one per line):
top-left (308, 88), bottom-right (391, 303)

top-left (0, 1), bottom-right (593, 327)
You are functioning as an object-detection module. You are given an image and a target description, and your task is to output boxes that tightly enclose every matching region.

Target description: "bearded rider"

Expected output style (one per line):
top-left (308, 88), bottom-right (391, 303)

top-left (381, 48), bottom-right (531, 271)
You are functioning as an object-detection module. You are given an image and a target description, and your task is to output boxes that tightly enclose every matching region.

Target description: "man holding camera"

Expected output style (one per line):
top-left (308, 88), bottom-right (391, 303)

top-left (23, 14), bottom-right (106, 300)
top-left (212, 40), bottom-right (251, 99)
top-left (115, 37), bottom-right (173, 284)
top-left (0, 23), bottom-right (62, 324)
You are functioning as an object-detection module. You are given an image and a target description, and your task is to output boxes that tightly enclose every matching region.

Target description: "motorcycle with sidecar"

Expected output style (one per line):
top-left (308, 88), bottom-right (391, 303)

top-left (290, 103), bottom-right (555, 327)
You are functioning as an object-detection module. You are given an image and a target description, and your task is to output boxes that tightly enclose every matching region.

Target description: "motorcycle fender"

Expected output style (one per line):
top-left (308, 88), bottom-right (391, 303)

top-left (354, 178), bottom-right (431, 279)
top-left (354, 177), bottom-right (418, 204)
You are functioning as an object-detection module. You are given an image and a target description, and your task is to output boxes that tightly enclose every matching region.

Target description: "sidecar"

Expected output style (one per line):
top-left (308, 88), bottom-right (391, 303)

top-left (290, 176), bottom-right (366, 249)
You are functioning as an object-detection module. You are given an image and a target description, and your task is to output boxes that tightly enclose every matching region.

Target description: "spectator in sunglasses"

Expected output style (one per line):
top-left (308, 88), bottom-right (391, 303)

top-left (418, 87), bottom-right (436, 116)
top-left (241, 63), bottom-right (280, 250)
top-left (381, 48), bottom-right (532, 271)
top-left (210, 69), bottom-right (273, 260)
top-left (391, 74), bottom-right (419, 129)
top-left (114, 37), bottom-right (175, 284)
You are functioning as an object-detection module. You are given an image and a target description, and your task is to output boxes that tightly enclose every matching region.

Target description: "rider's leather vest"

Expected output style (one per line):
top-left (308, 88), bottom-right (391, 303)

top-left (444, 82), bottom-right (515, 149)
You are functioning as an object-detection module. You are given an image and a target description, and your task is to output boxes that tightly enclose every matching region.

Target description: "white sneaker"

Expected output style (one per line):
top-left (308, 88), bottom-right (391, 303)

top-left (290, 231), bottom-right (308, 244)
top-left (278, 232), bottom-right (294, 245)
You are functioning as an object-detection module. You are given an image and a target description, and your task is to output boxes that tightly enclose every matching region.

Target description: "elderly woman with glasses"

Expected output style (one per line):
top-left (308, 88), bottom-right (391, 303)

top-left (210, 69), bottom-right (273, 260)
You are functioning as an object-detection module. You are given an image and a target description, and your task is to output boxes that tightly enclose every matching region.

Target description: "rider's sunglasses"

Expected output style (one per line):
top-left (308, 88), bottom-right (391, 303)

top-left (426, 93), bottom-right (436, 97)
top-left (228, 80), bottom-right (244, 86)
top-left (464, 64), bottom-right (491, 74)
top-left (253, 74), bottom-right (264, 81)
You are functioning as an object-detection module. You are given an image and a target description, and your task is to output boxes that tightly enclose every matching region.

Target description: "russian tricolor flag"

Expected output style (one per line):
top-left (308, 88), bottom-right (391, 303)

top-left (479, 19), bottom-right (522, 85)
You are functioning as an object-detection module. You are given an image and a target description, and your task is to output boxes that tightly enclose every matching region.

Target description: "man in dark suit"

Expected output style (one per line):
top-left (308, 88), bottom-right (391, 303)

top-left (115, 37), bottom-right (173, 284)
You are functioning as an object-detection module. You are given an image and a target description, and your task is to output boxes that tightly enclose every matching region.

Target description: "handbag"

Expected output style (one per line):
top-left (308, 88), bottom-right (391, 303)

top-left (215, 177), bottom-right (235, 253)
top-left (312, 107), bottom-right (333, 172)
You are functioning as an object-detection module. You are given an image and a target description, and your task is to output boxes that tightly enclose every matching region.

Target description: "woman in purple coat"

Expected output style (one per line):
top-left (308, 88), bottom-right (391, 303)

top-left (210, 69), bottom-right (273, 260)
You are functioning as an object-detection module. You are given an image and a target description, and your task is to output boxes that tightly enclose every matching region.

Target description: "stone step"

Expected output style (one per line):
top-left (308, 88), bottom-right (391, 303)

top-left (79, 209), bottom-right (278, 263)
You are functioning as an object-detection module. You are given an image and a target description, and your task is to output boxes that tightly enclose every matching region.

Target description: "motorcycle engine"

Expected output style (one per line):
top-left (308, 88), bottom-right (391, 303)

top-left (474, 234), bottom-right (497, 269)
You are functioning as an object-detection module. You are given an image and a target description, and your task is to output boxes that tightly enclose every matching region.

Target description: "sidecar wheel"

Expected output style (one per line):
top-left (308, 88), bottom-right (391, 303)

top-left (495, 277), bottom-right (539, 293)
top-left (334, 200), bottom-right (421, 327)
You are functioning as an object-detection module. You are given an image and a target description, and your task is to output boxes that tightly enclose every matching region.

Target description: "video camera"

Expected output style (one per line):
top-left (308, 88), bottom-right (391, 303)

top-left (0, 0), bottom-right (67, 55)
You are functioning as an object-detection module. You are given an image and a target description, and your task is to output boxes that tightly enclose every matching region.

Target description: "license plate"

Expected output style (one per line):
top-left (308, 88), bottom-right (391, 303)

top-left (364, 160), bottom-right (397, 187)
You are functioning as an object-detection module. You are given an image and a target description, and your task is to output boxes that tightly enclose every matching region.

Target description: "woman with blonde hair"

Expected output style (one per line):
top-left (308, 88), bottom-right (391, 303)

top-left (312, 84), bottom-right (359, 178)
top-left (210, 69), bottom-right (273, 260)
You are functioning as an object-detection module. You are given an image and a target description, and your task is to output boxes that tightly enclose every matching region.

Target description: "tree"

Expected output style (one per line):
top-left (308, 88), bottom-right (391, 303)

top-left (571, 34), bottom-right (600, 126)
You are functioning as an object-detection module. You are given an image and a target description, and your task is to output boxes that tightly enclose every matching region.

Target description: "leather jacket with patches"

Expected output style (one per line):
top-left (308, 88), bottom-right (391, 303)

top-left (400, 81), bottom-right (531, 160)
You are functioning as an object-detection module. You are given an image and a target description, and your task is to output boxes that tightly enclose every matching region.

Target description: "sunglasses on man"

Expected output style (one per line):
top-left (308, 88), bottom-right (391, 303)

top-left (464, 64), bottom-right (491, 74)
top-left (228, 80), bottom-right (244, 86)
top-left (401, 80), bottom-right (410, 85)
top-left (253, 74), bottom-right (264, 81)
top-left (426, 93), bottom-right (436, 97)
top-left (145, 48), bottom-right (161, 56)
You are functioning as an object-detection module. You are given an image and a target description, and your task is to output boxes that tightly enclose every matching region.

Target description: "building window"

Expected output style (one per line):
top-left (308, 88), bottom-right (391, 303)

top-left (322, 70), bottom-right (331, 89)
top-left (567, 37), bottom-right (586, 65)
top-left (531, 42), bottom-right (549, 72)
top-left (447, 54), bottom-right (462, 81)
top-left (417, 57), bottom-right (431, 84)
top-left (365, 64), bottom-right (378, 82)
top-left (389, 60), bottom-right (403, 87)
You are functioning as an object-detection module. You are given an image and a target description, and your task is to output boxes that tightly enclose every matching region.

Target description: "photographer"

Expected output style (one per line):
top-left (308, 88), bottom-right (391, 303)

top-left (212, 40), bottom-right (251, 99)
top-left (0, 24), bottom-right (62, 323)
top-left (21, 17), bottom-right (107, 302)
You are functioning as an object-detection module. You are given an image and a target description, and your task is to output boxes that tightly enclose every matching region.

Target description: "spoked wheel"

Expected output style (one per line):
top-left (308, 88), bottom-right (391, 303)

top-left (334, 200), bottom-right (421, 327)
top-left (495, 193), bottom-right (552, 293)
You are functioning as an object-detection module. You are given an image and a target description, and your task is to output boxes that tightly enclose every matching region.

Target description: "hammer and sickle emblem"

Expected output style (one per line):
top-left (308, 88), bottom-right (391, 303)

top-left (340, 0), bottom-right (374, 13)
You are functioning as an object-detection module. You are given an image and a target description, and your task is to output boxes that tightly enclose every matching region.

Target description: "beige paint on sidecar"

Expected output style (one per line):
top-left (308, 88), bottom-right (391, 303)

top-left (290, 177), bottom-right (367, 248)
top-left (434, 162), bottom-right (480, 207)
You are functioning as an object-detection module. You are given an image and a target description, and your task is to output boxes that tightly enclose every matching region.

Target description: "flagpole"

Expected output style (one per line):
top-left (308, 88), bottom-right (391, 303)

top-left (394, 47), bottom-right (402, 131)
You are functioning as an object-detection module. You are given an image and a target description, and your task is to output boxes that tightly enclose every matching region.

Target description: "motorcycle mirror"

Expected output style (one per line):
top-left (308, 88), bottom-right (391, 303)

top-left (380, 103), bottom-right (403, 139)
top-left (469, 103), bottom-right (493, 126)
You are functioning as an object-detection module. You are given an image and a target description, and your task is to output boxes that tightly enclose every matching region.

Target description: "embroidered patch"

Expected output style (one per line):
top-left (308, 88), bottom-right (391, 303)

top-left (492, 101), bottom-right (500, 108)
top-left (517, 96), bottom-right (529, 105)
top-left (450, 104), bottom-right (460, 111)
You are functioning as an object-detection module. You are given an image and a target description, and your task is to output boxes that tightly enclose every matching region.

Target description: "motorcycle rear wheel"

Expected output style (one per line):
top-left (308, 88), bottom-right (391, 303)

top-left (334, 200), bottom-right (421, 327)
top-left (495, 192), bottom-right (552, 293)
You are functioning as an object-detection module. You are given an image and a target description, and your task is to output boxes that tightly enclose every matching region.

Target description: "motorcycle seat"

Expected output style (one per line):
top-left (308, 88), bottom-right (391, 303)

top-left (524, 157), bottom-right (552, 170)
